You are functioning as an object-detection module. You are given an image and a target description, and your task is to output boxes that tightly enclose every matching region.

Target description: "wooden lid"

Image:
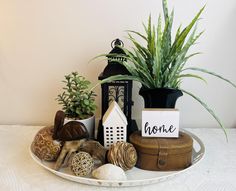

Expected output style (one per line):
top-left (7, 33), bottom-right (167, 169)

top-left (129, 131), bottom-right (193, 155)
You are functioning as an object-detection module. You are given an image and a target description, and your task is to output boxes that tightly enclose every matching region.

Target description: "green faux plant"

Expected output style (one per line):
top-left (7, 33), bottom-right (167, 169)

top-left (95, 0), bottom-right (236, 138)
top-left (57, 72), bottom-right (96, 119)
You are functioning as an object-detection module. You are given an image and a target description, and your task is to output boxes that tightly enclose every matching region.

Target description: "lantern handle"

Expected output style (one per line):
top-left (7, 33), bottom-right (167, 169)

top-left (111, 39), bottom-right (124, 48)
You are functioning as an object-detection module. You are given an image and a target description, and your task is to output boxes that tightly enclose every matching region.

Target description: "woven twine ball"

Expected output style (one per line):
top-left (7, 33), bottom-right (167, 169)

top-left (31, 126), bottom-right (62, 161)
top-left (107, 141), bottom-right (137, 171)
top-left (70, 152), bottom-right (94, 177)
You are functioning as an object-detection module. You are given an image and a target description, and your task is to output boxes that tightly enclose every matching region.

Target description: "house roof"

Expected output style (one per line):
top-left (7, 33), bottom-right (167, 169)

top-left (102, 101), bottom-right (127, 126)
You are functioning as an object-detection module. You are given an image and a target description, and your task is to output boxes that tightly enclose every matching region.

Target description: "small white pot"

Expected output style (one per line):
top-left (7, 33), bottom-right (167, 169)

top-left (64, 115), bottom-right (95, 139)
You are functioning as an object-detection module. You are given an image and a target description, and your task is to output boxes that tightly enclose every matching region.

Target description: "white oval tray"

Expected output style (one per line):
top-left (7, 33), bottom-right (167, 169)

top-left (30, 129), bottom-right (205, 187)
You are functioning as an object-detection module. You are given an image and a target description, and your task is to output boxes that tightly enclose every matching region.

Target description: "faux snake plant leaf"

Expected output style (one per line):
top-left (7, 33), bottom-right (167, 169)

top-left (183, 67), bottom-right (236, 88)
top-left (181, 89), bottom-right (228, 141)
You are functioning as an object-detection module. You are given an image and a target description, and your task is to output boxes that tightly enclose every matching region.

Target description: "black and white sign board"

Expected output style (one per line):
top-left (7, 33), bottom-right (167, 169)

top-left (142, 109), bottom-right (180, 138)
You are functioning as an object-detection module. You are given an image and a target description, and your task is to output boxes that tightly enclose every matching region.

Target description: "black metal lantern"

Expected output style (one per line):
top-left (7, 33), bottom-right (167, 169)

top-left (97, 39), bottom-right (138, 145)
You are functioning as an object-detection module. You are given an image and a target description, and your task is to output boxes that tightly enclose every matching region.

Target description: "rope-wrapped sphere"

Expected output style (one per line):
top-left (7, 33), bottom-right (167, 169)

top-left (107, 141), bottom-right (137, 171)
top-left (70, 152), bottom-right (94, 177)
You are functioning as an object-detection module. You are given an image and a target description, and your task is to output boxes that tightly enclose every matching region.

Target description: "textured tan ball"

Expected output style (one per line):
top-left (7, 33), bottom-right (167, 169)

top-left (70, 152), bottom-right (94, 177)
top-left (107, 141), bottom-right (137, 171)
top-left (31, 126), bottom-right (62, 161)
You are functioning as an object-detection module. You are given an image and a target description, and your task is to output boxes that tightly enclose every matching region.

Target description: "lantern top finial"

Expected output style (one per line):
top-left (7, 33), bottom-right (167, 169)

top-left (111, 39), bottom-right (124, 48)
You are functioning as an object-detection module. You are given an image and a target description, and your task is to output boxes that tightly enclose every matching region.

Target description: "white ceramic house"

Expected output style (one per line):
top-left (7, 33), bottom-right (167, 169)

top-left (102, 101), bottom-right (127, 148)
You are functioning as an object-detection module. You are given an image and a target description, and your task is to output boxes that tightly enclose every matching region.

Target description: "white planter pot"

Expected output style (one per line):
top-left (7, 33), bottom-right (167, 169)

top-left (64, 115), bottom-right (95, 139)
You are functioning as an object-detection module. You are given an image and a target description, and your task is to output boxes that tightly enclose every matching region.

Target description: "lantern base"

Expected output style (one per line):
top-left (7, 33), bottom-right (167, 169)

top-left (96, 119), bottom-right (138, 146)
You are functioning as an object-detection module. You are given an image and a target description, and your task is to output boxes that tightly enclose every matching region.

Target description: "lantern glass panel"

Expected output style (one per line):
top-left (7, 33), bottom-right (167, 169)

top-left (108, 81), bottom-right (125, 111)
top-left (104, 80), bottom-right (131, 121)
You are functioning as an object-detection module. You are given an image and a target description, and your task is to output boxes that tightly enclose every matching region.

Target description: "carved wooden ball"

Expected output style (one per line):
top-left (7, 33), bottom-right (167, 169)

top-left (31, 126), bottom-right (62, 161)
top-left (70, 152), bottom-right (94, 177)
top-left (107, 141), bottom-right (137, 171)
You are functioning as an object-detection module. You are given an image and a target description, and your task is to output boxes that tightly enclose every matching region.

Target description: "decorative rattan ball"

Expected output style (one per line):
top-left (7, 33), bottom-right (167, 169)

top-left (107, 141), bottom-right (137, 171)
top-left (70, 152), bottom-right (94, 177)
top-left (31, 126), bottom-right (62, 161)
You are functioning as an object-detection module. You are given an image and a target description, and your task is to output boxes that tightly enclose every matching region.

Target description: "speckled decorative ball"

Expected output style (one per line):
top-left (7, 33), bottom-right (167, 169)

top-left (107, 141), bottom-right (137, 171)
top-left (70, 152), bottom-right (94, 177)
top-left (31, 126), bottom-right (62, 161)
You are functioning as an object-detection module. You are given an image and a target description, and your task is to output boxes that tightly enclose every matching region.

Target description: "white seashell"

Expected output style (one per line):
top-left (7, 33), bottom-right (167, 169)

top-left (92, 164), bottom-right (127, 181)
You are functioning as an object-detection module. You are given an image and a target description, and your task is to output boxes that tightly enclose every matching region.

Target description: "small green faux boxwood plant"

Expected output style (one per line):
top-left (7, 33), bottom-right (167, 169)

top-left (95, 0), bottom-right (236, 138)
top-left (57, 72), bottom-right (96, 119)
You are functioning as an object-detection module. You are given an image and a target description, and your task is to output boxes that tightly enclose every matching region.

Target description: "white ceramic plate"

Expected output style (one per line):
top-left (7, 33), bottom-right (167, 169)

top-left (29, 129), bottom-right (205, 187)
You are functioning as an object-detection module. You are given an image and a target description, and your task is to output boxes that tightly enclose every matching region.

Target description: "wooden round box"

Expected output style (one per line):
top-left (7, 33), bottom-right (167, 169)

top-left (129, 131), bottom-right (193, 171)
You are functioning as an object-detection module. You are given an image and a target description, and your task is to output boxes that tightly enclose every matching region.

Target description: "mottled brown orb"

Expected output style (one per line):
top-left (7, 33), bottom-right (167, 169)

top-left (31, 126), bottom-right (62, 161)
